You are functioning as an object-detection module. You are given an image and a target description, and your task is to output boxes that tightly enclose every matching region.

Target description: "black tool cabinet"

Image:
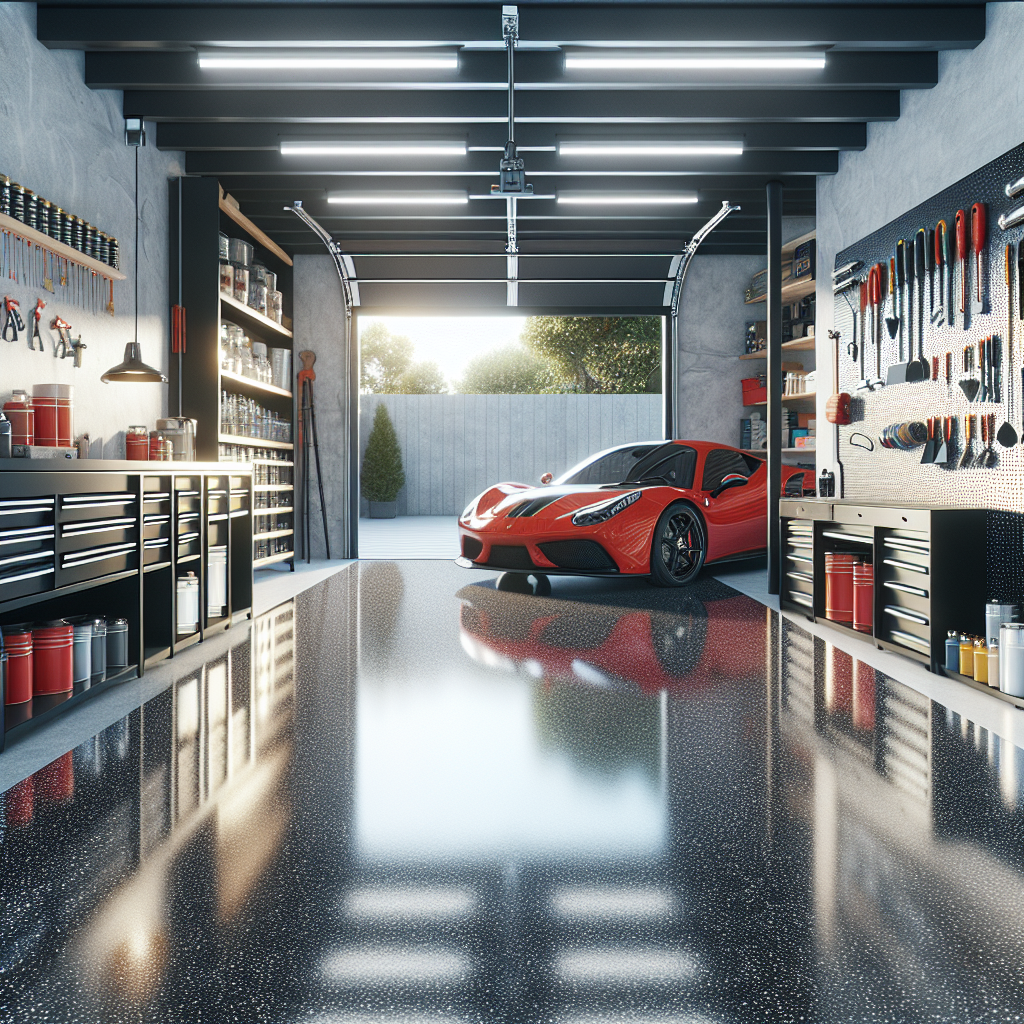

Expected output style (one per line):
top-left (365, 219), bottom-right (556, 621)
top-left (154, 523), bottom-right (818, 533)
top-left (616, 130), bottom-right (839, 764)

top-left (780, 499), bottom-right (986, 674)
top-left (0, 460), bottom-right (252, 749)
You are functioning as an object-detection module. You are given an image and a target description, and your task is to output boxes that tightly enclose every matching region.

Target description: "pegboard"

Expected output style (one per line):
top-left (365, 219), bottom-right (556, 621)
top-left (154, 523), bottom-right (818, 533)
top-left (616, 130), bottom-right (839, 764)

top-left (832, 141), bottom-right (1024, 602)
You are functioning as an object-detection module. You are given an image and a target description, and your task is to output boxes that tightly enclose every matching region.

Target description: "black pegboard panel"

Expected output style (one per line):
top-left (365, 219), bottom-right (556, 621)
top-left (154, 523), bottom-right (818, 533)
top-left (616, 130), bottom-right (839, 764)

top-left (833, 140), bottom-right (1024, 602)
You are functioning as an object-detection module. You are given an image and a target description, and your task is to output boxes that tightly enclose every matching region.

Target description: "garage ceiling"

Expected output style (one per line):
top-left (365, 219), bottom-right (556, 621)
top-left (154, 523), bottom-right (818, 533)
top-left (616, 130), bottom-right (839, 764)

top-left (38, 2), bottom-right (986, 310)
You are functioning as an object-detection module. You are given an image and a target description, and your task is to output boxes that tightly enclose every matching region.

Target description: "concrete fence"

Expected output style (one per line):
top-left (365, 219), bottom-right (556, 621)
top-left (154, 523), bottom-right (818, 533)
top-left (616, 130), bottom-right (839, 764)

top-left (360, 394), bottom-right (663, 516)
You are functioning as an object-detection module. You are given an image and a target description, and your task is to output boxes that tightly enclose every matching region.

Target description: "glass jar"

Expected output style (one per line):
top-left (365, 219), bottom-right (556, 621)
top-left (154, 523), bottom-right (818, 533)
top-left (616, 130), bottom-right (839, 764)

top-left (232, 265), bottom-right (249, 305)
top-left (220, 260), bottom-right (234, 298)
top-left (248, 280), bottom-right (268, 317)
top-left (269, 289), bottom-right (284, 324)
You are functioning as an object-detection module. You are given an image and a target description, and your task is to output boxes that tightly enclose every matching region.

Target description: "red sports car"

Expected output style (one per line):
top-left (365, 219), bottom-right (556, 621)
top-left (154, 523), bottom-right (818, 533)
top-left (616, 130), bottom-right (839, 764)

top-left (456, 439), bottom-right (813, 588)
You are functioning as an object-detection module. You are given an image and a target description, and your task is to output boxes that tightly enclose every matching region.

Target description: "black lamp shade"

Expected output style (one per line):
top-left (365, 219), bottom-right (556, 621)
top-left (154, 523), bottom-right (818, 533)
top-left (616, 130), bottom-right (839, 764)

top-left (101, 342), bottom-right (167, 383)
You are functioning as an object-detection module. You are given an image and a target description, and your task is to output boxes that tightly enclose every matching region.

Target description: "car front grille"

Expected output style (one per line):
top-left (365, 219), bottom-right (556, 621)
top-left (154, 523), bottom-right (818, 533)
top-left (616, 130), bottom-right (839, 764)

top-left (538, 540), bottom-right (617, 571)
top-left (462, 536), bottom-right (483, 561)
top-left (485, 544), bottom-right (535, 570)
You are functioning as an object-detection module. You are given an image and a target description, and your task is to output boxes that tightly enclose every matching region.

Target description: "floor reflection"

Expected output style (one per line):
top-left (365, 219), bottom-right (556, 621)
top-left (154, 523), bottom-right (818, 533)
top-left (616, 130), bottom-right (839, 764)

top-left (2, 563), bottom-right (1024, 1023)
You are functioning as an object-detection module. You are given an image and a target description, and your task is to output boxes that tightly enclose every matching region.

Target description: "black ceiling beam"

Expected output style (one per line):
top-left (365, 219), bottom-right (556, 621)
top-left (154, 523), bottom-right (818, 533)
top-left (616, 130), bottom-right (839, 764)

top-left (185, 150), bottom-right (837, 176)
top-left (125, 87), bottom-right (900, 122)
top-left (86, 49), bottom-right (937, 91)
top-left (156, 120), bottom-right (868, 152)
top-left (38, 4), bottom-right (986, 50)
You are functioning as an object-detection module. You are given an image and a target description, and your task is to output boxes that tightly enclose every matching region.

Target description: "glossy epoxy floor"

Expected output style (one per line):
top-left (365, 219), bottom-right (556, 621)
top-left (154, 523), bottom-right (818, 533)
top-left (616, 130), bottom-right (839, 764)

top-left (3, 563), bottom-right (1024, 1023)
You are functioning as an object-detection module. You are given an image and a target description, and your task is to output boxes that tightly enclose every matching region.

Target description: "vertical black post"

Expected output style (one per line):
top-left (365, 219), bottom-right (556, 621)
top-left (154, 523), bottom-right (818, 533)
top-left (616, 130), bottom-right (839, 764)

top-left (662, 315), bottom-right (674, 439)
top-left (766, 181), bottom-right (783, 596)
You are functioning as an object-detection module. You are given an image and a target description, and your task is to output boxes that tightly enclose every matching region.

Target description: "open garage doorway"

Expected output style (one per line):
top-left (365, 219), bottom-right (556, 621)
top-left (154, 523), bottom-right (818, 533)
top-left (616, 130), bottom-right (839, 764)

top-left (356, 314), bottom-right (664, 559)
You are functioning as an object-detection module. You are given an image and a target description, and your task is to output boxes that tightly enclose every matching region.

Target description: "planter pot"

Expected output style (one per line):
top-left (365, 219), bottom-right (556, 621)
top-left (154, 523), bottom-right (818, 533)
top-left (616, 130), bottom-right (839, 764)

top-left (369, 500), bottom-right (398, 519)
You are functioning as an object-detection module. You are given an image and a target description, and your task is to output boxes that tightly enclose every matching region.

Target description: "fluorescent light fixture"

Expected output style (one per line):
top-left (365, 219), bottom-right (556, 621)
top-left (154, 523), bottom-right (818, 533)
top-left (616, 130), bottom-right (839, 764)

top-left (281, 140), bottom-right (467, 157)
top-left (559, 141), bottom-right (743, 157)
top-left (558, 192), bottom-right (698, 206)
top-left (327, 191), bottom-right (469, 205)
top-left (565, 51), bottom-right (826, 72)
top-left (198, 51), bottom-right (458, 71)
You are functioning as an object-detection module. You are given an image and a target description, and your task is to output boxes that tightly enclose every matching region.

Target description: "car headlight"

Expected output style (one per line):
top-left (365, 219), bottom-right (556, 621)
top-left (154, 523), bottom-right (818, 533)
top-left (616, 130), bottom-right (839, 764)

top-left (570, 490), bottom-right (642, 527)
top-left (461, 500), bottom-right (477, 520)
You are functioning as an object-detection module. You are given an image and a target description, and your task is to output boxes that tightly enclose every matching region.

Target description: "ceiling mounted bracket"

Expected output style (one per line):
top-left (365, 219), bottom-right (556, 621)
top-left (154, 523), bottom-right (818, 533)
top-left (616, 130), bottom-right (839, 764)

top-left (285, 201), bottom-right (360, 311)
top-left (666, 201), bottom-right (741, 314)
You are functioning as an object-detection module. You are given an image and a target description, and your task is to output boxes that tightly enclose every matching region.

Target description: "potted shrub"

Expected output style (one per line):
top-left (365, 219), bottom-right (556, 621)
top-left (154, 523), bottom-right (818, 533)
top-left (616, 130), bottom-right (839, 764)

top-left (361, 404), bottom-right (405, 518)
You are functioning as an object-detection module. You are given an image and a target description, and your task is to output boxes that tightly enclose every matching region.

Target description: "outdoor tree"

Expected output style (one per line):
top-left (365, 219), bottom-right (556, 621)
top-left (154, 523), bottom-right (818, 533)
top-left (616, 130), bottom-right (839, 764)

top-left (360, 322), bottom-right (413, 393)
top-left (361, 404), bottom-right (406, 503)
top-left (520, 316), bottom-right (661, 394)
top-left (396, 360), bottom-right (448, 394)
top-left (458, 345), bottom-right (551, 394)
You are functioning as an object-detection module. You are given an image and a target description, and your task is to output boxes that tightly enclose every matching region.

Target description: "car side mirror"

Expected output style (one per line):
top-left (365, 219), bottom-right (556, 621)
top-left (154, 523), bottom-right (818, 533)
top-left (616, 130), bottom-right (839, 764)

top-left (710, 474), bottom-right (748, 499)
top-left (540, 472), bottom-right (553, 484)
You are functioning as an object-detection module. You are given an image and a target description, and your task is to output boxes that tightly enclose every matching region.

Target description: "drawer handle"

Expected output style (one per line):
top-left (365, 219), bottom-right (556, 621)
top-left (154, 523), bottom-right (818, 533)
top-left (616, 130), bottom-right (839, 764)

top-left (822, 530), bottom-right (873, 545)
top-left (885, 605), bottom-right (929, 625)
top-left (144, 538), bottom-right (170, 549)
top-left (62, 493), bottom-right (133, 505)
top-left (0, 566), bottom-right (55, 586)
top-left (62, 516), bottom-right (137, 537)
top-left (883, 536), bottom-right (929, 551)
top-left (787, 553), bottom-right (812, 565)
top-left (62, 541), bottom-right (136, 567)
top-left (883, 580), bottom-right (928, 597)
top-left (0, 498), bottom-right (55, 509)
top-left (787, 571), bottom-right (814, 583)
top-left (0, 549), bottom-right (55, 570)
top-left (789, 592), bottom-right (813, 608)
top-left (788, 540), bottom-right (813, 550)
top-left (883, 541), bottom-right (929, 557)
top-left (0, 526), bottom-right (56, 545)
top-left (882, 557), bottom-right (929, 576)
top-left (144, 514), bottom-right (171, 525)
top-left (889, 628), bottom-right (930, 651)
top-left (176, 489), bottom-right (200, 497)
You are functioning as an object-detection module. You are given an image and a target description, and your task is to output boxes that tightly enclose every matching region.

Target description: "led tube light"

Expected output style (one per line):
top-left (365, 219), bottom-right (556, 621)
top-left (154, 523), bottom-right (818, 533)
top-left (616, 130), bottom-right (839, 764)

top-left (281, 141), bottom-right (467, 157)
top-left (564, 52), bottom-right (826, 71)
top-left (327, 191), bottom-right (469, 205)
top-left (557, 192), bottom-right (698, 205)
top-left (199, 52), bottom-right (459, 71)
top-left (559, 141), bottom-right (743, 157)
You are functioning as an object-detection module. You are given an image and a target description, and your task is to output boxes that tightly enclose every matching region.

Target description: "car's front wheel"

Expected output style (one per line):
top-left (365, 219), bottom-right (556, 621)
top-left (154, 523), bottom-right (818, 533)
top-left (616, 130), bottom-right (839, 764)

top-left (649, 503), bottom-right (706, 587)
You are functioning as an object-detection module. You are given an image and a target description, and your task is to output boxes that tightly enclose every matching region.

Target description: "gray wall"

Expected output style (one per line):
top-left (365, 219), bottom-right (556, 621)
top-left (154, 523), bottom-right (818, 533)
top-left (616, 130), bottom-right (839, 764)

top-left (360, 393), bottom-right (662, 516)
top-left (0, 4), bottom-right (183, 457)
top-left (815, 1), bottom-right (1024, 475)
top-left (293, 254), bottom-right (353, 558)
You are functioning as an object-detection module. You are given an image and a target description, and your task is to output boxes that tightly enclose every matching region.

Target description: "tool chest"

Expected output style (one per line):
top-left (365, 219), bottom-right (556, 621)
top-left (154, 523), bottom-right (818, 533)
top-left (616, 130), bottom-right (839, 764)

top-left (780, 499), bottom-right (986, 671)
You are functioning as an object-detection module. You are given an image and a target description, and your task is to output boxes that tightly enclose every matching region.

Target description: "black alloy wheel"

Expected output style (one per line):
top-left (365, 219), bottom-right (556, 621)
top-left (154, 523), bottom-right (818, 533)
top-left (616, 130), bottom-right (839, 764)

top-left (649, 504), bottom-right (707, 587)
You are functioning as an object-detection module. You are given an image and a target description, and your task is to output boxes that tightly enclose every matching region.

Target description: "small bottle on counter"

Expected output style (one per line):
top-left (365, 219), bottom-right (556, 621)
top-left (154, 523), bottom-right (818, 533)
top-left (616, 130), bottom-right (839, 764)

top-left (973, 639), bottom-right (988, 684)
top-left (945, 630), bottom-right (960, 673)
top-left (959, 634), bottom-right (975, 677)
top-left (988, 641), bottom-right (1000, 689)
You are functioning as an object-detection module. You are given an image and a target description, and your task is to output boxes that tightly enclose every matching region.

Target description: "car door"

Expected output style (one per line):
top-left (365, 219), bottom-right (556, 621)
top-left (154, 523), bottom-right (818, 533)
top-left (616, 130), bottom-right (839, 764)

top-left (700, 448), bottom-right (766, 558)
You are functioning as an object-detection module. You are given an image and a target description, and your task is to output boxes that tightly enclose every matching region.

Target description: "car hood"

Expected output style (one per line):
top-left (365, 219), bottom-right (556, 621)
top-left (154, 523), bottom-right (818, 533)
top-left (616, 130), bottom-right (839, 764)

top-left (470, 482), bottom-right (645, 521)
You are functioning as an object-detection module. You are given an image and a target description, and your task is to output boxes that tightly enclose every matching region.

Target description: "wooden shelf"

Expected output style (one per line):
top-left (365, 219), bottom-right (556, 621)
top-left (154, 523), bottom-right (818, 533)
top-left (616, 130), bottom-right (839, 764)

top-left (254, 483), bottom-right (294, 492)
top-left (254, 550), bottom-right (294, 568)
top-left (219, 188), bottom-right (293, 267)
top-left (254, 506), bottom-right (293, 516)
top-left (745, 276), bottom-right (816, 306)
top-left (747, 391), bottom-right (817, 407)
top-left (0, 211), bottom-right (127, 281)
top-left (220, 293), bottom-right (294, 339)
top-left (739, 336), bottom-right (815, 359)
top-left (254, 528), bottom-right (294, 541)
top-left (220, 369), bottom-right (293, 399)
top-left (219, 434), bottom-right (293, 451)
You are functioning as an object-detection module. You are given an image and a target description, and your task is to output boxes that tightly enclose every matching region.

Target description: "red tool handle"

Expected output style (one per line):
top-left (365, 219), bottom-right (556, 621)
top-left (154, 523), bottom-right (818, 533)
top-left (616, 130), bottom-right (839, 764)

top-left (972, 202), bottom-right (987, 255)
top-left (934, 220), bottom-right (946, 267)
top-left (860, 279), bottom-right (867, 313)
top-left (869, 263), bottom-right (881, 307)
top-left (955, 209), bottom-right (967, 261)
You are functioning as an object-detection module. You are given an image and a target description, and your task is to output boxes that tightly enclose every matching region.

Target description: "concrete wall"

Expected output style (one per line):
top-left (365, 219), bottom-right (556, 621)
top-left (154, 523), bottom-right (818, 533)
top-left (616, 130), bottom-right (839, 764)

top-left (360, 393), bottom-right (662, 516)
top-left (0, 4), bottom-right (183, 458)
top-left (675, 217), bottom-right (816, 450)
top-left (293, 254), bottom-right (353, 558)
top-left (815, 1), bottom-right (1024, 475)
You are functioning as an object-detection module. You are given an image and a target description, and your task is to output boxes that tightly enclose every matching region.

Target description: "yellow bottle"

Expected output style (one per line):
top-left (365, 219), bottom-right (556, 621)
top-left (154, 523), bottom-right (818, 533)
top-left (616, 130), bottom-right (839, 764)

top-left (974, 639), bottom-right (988, 683)
top-left (959, 634), bottom-right (975, 676)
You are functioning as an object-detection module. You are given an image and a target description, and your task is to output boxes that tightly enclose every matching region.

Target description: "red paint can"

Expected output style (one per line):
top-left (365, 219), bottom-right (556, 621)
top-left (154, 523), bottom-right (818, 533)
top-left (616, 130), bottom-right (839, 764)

top-left (31, 620), bottom-right (73, 696)
top-left (853, 562), bottom-right (874, 634)
top-left (3, 391), bottom-right (34, 445)
top-left (824, 552), bottom-right (856, 624)
top-left (126, 425), bottom-right (149, 460)
top-left (2, 627), bottom-right (33, 705)
top-left (31, 384), bottom-right (73, 447)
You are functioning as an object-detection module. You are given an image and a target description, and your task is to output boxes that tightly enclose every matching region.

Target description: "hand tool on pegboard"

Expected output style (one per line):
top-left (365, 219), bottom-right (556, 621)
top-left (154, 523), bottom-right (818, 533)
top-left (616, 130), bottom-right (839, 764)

top-left (955, 208), bottom-right (967, 326)
top-left (933, 220), bottom-right (948, 326)
top-left (888, 239), bottom-right (923, 383)
top-left (868, 263), bottom-right (885, 388)
top-left (2, 296), bottom-right (24, 343)
top-left (921, 417), bottom-right (937, 464)
top-left (958, 413), bottom-right (974, 469)
top-left (31, 298), bottom-right (45, 352)
top-left (855, 279), bottom-right (873, 391)
top-left (1005, 244), bottom-right (1023, 447)
top-left (914, 228), bottom-right (930, 379)
top-left (69, 335), bottom-right (86, 368)
top-left (998, 177), bottom-right (1024, 230)
top-left (50, 316), bottom-right (72, 359)
top-left (971, 202), bottom-right (988, 318)
top-left (959, 342), bottom-right (980, 402)
top-left (296, 349), bottom-right (331, 562)
top-left (885, 250), bottom-right (900, 342)
top-left (933, 415), bottom-right (951, 467)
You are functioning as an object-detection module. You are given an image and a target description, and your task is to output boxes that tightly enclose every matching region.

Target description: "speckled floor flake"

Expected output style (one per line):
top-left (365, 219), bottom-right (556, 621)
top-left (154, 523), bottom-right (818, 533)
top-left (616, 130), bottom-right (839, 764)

top-left (2, 561), bottom-right (1024, 1023)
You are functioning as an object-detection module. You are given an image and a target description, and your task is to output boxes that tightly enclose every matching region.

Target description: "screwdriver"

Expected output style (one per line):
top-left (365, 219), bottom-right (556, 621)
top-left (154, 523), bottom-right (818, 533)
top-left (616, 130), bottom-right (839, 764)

top-left (955, 208), bottom-right (967, 319)
top-left (972, 201), bottom-right (987, 315)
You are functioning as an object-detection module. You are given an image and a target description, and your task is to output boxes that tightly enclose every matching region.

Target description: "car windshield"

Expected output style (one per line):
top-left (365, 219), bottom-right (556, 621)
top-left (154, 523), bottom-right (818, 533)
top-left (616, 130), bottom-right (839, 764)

top-left (555, 443), bottom-right (662, 486)
top-left (622, 443), bottom-right (697, 488)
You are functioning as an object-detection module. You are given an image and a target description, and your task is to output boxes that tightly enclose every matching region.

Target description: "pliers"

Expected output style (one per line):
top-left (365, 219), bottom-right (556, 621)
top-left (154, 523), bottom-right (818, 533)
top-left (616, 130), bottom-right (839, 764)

top-left (3, 296), bottom-right (24, 343)
top-left (31, 298), bottom-right (46, 352)
top-left (50, 316), bottom-right (72, 359)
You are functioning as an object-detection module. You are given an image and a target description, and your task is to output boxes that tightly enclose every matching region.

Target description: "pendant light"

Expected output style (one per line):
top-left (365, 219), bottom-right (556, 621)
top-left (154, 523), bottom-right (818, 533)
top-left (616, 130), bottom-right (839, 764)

top-left (102, 141), bottom-right (166, 384)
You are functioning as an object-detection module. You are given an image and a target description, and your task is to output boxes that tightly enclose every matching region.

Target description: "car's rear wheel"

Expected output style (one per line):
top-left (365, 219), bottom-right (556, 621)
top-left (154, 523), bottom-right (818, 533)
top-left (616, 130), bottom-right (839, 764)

top-left (496, 571), bottom-right (552, 597)
top-left (649, 503), bottom-right (706, 587)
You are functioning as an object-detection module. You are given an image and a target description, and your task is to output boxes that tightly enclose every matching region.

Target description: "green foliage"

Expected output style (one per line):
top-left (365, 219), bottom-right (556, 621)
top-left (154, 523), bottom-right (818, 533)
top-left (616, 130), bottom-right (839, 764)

top-left (520, 316), bottom-right (662, 394)
top-left (458, 345), bottom-right (552, 394)
top-left (395, 360), bottom-right (448, 394)
top-left (361, 404), bottom-right (406, 503)
top-left (360, 322), bottom-right (414, 393)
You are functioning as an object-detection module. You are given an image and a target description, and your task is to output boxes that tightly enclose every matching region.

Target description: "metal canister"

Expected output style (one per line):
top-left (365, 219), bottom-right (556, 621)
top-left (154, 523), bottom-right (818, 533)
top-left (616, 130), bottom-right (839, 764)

top-left (90, 618), bottom-right (107, 683)
top-left (959, 634), bottom-right (975, 677)
top-left (25, 189), bottom-right (37, 230)
top-left (852, 561), bottom-right (873, 633)
top-left (974, 639), bottom-right (989, 684)
top-left (84, 224), bottom-right (98, 260)
top-left (0, 176), bottom-right (10, 217)
top-left (72, 621), bottom-right (92, 689)
top-left (1000, 623), bottom-right (1024, 698)
top-left (98, 232), bottom-right (110, 266)
top-left (57, 208), bottom-right (72, 247)
top-left (11, 184), bottom-right (25, 223)
top-left (38, 200), bottom-right (51, 238)
top-left (106, 618), bottom-right (128, 670)
top-left (72, 216), bottom-right (84, 251)
top-left (824, 552), bottom-right (856, 624)
top-left (988, 641), bottom-right (1000, 689)
top-left (945, 630), bottom-right (960, 672)
top-left (110, 237), bottom-right (119, 271)
top-left (32, 621), bottom-right (73, 696)
top-left (985, 602), bottom-right (1019, 648)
